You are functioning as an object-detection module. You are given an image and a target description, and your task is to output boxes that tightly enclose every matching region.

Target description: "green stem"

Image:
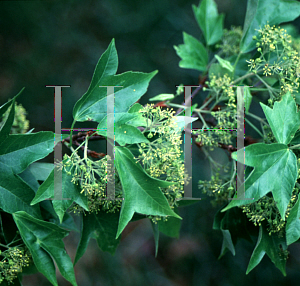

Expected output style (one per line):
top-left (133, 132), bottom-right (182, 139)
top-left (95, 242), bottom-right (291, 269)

top-left (167, 102), bottom-right (187, 110)
top-left (200, 95), bottom-right (215, 110)
top-left (232, 72), bottom-right (255, 85)
top-left (194, 109), bottom-right (212, 114)
top-left (232, 52), bottom-right (242, 76)
top-left (245, 117), bottom-right (264, 138)
top-left (231, 69), bottom-right (264, 85)
top-left (250, 88), bottom-right (270, 91)
top-left (202, 147), bottom-right (222, 169)
top-left (196, 111), bottom-right (209, 128)
top-left (247, 112), bottom-right (268, 125)
top-left (290, 144), bottom-right (300, 150)
top-left (67, 141), bottom-right (85, 157)
top-left (255, 74), bottom-right (279, 99)
top-left (209, 98), bottom-right (221, 112)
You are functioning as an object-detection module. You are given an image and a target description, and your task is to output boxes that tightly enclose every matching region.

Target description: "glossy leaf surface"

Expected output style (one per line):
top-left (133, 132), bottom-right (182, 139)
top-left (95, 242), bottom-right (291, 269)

top-left (223, 143), bottom-right (297, 219)
top-left (192, 0), bottom-right (224, 45)
top-left (174, 32), bottom-right (208, 71)
top-left (114, 146), bottom-right (181, 238)
top-left (74, 212), bottom-right (121, 265)
top-left (0, 131), bottom-right (54, 174)
top-left (73, 39), bottom-right (157, 123)
top-left (13, 211), bottom-right (78, 286)
top-left (260, 92), bottom-right (300, 145)
top-left (286, 196), bottom-right (300, 245)
top-left (246, 225), bottom-right (287, 276)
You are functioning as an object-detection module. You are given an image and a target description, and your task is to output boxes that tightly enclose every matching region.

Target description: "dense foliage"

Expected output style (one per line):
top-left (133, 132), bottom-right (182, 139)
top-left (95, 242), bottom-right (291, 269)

top-left (2, 0), bottom-right (300, 284)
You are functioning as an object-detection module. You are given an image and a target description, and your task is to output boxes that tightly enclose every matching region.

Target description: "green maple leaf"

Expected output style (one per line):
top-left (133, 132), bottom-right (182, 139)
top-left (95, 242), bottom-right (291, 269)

top-left (192, 0), bottom-right (224, 46)
top-left (223, 92), bottom-right (300, 219)
top-left (174, 32), bottom-right (208, 72)
top-left (114, 146), bottom-right (181, 238)
top-left (260, 91), bottom-right (300, 145)
top-left (222, 143), bottom-right (297, 219)
top-left (74, 212), bottom-right (121, 265)
top-left (31, 162), bottom-right (89, 223)
top-left (246, 225), bottom-right (287, 276)
top-left (72, 39), bottom-right (157, 124)
top-left (97, 112), bottom-right (149, 146)
top-left (13, 211), bottom-right (78, 286)
top-left (286, 196), bottom-right (300, 245)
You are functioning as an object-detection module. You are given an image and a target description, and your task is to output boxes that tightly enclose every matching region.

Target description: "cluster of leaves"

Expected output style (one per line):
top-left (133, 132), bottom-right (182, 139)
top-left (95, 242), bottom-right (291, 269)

top-left (3, 0), bottom-right (300, 284)
top-left (171, 0), bottom-right (300, 277)
top-left (0, 29), bottom-right (187, 285)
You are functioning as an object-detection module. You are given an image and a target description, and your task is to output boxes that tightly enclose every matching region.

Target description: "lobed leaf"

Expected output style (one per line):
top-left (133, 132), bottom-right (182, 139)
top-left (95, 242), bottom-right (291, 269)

top-left (246, 225), bottom-right (287, 276)
top-left (174, 32), bottom-right (208, 71)
top-left (286, 196), bottom-right (300, 245)
top-left (73, 39), bottom-right (157, 124)
top-left (31, 166), bottom-right (88, 223)
top-left (260, 91), bottom-right (300, 145)
top-left (192, 0), bottom-right (224, 46)
top-left (114, 146), bottom-right (181, 238)
top-left (0, 131), bottom-right (54, 175)
top-left (223, 143), bottom-right (298, 220)
top-left (13, 211), bottom-right (78, 286)
top-left (74, 212), bottom-right (121, 265)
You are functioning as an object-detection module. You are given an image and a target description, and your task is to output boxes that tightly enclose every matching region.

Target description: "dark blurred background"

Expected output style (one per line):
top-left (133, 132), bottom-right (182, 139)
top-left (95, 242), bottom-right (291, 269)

top-left (2, 0), bottom-right (300, 285)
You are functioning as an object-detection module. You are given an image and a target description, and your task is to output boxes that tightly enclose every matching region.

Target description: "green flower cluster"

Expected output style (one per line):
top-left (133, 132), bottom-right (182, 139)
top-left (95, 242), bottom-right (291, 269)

top-left (0, 102), bottom-right (29, 134)
top-left (247, 24), bottom-right (300, 98)
top-left (206, 74), bottom-right (236, 106)
top-left (61, 104), bottom-right (189, 219)
top-left (240, 188), bottom-right (299, 236)
top-left (198, 171), bottom-right (235, 207)
top-left (211, 109), bottom-right (236, 130)
top-left (263, 125), bottom-right (277, 144)
top-left (193, 129), bottom-right (235, 150)
top-left (61, 153), bottom-right (123, 214)
top-left (217, 26), bottom-right (243, 57)
top-left (136, 104), bottom-right (187, 221)
top-left (0, 247), bottom-right (31, 284)
top-left (192, 74), bottom-right (237, 148)
top-left (205, 74), bottom-right (237, 129)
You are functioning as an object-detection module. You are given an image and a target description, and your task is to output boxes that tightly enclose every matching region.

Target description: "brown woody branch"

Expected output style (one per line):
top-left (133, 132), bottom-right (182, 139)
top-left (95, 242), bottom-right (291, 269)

top-left (62, 131), bottom-right (106, 158)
